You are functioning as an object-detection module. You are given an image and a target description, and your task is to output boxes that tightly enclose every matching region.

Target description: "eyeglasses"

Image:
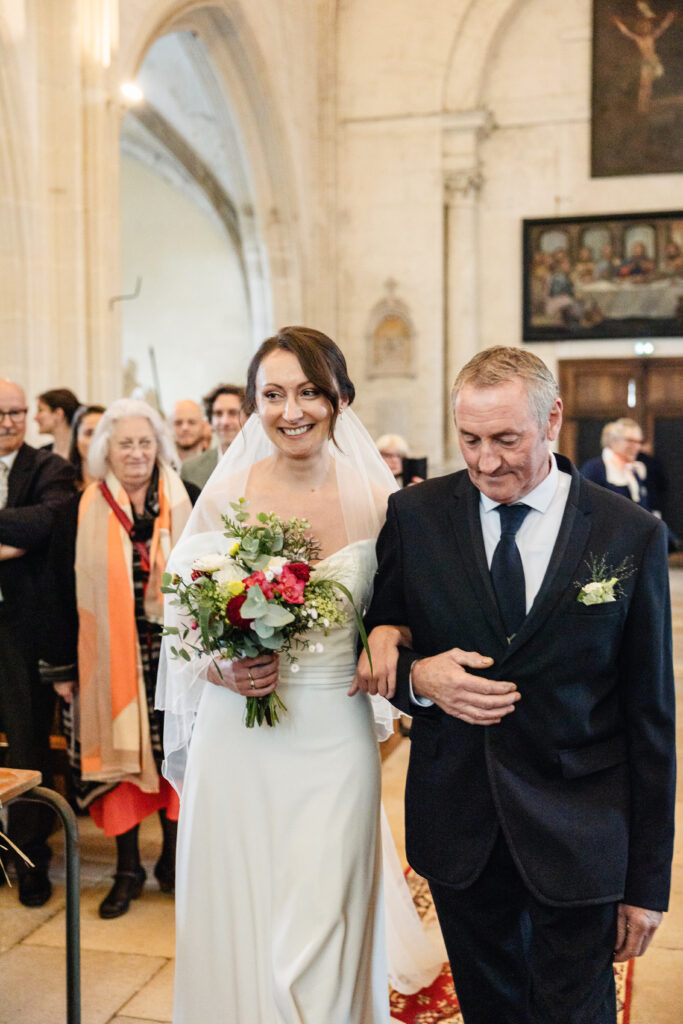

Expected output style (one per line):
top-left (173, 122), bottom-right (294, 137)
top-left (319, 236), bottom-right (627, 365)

top-left (0, 409), bottom-right (28, 422)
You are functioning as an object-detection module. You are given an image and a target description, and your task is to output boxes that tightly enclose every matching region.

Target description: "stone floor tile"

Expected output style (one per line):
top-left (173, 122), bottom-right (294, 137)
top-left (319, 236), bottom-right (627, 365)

top-left (109, 1018), bottom-right (168, 1023)
top-left (118, 959), bottom-right (174, 1021)
top-left (0, 884), bottom-right (65, 952)
top-left (25, 884), bottom-right (175, 957)
top-left (652, 884), bottom-right (683, 950)
top-left (629, 947), bottom-right (683, 1024)
top-left (0, 945), bottom-right (166, 1024)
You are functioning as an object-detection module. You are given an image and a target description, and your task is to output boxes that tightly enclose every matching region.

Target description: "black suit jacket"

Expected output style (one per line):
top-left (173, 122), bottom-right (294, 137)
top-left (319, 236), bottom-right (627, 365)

top-left (0, 443), bottom-right (76, 647)
top-left (365, 455), bottom-right (675, 911)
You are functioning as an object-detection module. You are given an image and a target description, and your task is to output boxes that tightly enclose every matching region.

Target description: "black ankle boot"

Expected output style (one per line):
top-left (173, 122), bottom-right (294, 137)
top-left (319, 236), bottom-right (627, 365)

top-left (154, 855), bottom-right (175, 894)
top-left (99, 866), bottom-right (146, 919)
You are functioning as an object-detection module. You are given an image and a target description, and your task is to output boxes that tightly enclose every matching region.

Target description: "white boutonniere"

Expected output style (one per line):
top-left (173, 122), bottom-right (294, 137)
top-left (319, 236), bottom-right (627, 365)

top-left (576, 554), bottom-right (634, 606)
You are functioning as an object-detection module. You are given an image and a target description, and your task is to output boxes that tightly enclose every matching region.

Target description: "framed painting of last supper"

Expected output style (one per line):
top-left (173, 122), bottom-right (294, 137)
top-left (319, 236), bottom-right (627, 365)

top-left (592, 1), bottom-right (683, 176)
top-left (522, 211), bottom-right (683, 341)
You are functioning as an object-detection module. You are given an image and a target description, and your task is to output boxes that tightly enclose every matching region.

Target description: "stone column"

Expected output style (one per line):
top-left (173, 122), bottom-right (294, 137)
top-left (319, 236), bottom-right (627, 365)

top-left (442, 110), bottom-right (493, 466)
top-left (79, 0), bottom-right (124, 402)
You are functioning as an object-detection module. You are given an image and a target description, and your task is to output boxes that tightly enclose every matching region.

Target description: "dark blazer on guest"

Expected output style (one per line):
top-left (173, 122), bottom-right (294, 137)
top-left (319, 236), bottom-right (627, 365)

top-left (0, 444), bottom-right (75, 862)
top-left (365, 455), bottom-right (675, 912)
top-left (580, 454), bottom-right (650, 510)
top-left (0, 443), bottom-right (76, 636)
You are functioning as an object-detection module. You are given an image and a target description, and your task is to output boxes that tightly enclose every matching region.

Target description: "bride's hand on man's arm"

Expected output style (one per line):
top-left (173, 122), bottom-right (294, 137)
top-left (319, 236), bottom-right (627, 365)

top-left (348, 625), bottom-right (413, 699)
top-left (207, 653), bottom-right (279, 696)
top-left (0, 544), bottom-right (25, 561)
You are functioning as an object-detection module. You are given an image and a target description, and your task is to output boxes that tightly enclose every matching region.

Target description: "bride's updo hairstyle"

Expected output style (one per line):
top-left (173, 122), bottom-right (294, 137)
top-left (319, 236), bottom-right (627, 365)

top-left (244, 326), bottom-right (355, 442)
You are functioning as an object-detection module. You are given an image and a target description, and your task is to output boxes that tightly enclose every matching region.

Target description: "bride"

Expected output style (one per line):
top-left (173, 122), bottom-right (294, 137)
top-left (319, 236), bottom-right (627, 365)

top-left (157, 326), bottom-right (443, 1023)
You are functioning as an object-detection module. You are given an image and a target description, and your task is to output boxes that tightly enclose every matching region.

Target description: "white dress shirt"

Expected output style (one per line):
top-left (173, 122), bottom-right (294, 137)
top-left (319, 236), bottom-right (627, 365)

top-left (479, 456), bottom-right (571, 612)
top-left (410, 456), bottom-right (571, 705)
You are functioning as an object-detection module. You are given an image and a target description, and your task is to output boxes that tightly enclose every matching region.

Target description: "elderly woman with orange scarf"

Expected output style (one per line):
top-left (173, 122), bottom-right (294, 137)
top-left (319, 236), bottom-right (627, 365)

top-left (55, 398), bottom-right (192, 918)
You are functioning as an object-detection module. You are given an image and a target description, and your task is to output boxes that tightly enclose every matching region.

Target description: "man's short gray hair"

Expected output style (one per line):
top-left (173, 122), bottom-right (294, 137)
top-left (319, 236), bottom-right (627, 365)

top-left (87, 398), bottom-right (179, 480)
top-left (451, 346), bottom-right (559, 429)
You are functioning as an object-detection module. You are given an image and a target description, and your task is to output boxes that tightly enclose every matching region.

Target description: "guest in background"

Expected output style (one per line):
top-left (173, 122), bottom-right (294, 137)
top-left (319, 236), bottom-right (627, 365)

top-left (171, 399), bottom-right (207, 463)
top-left (35, 388), bottom-right (81, 460)
top-left (581, 419), bottom-right (650, 508)
top-left (53, 399), bottom-right (192, 918)
top-left (68, 404), bottom-right (105, 491)
top-left (376, 433), bottom-right (408, 481)
top-left (181, 383), bottom-right (245, 490)
top-left (376, 433), bottom-right (424, 486)
top-left (0, 378), bottom-right (76, 907)
top-left (636, 440), bottom-right (667, 518)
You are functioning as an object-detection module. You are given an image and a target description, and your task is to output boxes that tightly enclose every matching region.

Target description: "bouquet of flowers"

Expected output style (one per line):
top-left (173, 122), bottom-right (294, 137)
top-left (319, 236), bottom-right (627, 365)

top-left (162, 499), bottom-right (371, 727)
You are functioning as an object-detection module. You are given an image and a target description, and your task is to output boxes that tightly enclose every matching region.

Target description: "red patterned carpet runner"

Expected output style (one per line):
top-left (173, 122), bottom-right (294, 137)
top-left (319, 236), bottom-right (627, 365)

top-left (389, 870), bottom-right (634, 1024)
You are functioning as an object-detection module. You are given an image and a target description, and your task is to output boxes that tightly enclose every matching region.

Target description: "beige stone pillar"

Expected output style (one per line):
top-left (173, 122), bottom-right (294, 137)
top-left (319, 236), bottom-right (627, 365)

top-left (442, 110), bottom-right (493, 466)
top-left (79, 0), bottom-right (123, 403)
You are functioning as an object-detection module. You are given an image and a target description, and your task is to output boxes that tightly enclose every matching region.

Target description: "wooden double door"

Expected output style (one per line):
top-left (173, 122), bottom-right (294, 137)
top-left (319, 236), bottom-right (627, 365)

top-left (558, 358), bottom-right (683, 539)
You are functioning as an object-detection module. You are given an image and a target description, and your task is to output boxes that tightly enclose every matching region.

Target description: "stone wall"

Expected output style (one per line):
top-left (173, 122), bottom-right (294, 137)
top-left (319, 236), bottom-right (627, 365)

top-left (1, 0), bottom-right (681, 456)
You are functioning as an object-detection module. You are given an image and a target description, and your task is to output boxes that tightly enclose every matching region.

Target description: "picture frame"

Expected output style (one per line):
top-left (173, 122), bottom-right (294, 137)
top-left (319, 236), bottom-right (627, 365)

top-left (522, 211), bottom-right (683, 342)
top-left (592, 1), bottom-right (683, 177)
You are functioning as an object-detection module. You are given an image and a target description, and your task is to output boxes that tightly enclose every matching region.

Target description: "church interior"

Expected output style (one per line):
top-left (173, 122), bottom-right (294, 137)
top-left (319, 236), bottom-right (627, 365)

top-left (1, 1), bottom-right (682, 1021)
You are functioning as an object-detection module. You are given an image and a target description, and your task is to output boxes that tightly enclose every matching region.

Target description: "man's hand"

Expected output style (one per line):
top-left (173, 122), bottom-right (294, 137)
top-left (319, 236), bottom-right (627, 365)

top-left (412, 649), bottom-right (520, 724)
top-left (614, 903), bottom-right (663, 962)
top-left (348, 625), bottom-right (412, 698)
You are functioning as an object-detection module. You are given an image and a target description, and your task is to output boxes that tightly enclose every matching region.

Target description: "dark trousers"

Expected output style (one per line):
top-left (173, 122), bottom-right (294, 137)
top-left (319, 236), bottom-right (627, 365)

top-left (0, 611), bottom-right (56, 869)
top-left (429, 831), bottom-right (617, 1024)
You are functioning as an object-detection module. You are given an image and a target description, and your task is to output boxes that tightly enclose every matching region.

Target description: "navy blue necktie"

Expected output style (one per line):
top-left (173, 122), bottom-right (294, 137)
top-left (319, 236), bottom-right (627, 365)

top-left (491, 503), bottom-right (531, 640)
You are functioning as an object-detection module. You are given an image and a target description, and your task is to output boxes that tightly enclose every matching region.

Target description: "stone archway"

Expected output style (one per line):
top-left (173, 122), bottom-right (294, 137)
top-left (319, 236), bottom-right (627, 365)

top-left (119, 1), bottom-right (304, 336)
top-left (442, 0), bottom-right (526, 112)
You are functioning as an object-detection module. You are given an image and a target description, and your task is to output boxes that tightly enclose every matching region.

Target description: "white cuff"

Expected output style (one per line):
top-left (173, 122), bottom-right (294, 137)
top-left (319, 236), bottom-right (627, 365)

top-left (409, 660), bottom-right (433, 707)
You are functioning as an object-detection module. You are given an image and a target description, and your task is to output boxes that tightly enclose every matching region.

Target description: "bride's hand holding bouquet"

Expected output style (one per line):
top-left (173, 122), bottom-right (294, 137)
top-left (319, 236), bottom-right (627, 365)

top-left (162, 498), bottom-right (370, 727)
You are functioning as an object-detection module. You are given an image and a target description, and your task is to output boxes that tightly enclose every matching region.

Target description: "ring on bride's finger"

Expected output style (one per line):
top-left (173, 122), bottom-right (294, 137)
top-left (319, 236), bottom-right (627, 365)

top-left (248, 670), bottom-right (255, 689)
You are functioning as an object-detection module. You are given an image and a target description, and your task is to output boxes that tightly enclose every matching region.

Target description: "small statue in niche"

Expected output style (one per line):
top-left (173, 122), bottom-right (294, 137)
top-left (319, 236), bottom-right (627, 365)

top-left (366, 279), bottom-right (416, 378)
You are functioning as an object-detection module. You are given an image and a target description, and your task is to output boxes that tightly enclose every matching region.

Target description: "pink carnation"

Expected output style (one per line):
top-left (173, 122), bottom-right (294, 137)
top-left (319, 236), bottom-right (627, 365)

top-left (243, 571), bottom-right (276, 601)
top-left (275, 565), bottom-right (306, 604)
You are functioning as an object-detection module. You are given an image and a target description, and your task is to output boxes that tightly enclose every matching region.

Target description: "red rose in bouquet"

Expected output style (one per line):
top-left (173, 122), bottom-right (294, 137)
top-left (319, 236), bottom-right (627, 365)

top-left (287, 562), bottom-right (311, 582)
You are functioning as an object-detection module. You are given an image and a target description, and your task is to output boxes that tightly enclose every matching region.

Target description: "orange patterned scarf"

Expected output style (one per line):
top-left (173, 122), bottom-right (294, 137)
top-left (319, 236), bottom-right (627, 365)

top-left (76, 464), bottom-right (191, 790)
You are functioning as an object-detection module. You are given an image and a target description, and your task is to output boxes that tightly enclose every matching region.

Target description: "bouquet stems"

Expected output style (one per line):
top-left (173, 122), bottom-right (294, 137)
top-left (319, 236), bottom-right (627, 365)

top-left (245, 691), bottom-right (288, 728)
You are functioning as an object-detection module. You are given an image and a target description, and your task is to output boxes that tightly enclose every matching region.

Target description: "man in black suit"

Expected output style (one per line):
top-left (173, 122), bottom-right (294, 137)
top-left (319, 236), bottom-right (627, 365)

top-left (357, 347), bottom-right (675, 1024)
top-left (0, 378), bottom-right (76, 906)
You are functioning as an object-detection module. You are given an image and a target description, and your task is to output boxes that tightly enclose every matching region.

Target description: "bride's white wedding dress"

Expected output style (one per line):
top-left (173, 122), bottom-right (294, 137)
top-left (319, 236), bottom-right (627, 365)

top-left (172, 538), bottom-right (442, 1023)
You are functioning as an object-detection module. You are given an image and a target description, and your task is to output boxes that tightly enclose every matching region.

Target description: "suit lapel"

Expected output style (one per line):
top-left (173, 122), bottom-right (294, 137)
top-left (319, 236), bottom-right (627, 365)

top-left (7, 445), bottom-right (34, 507)
top-left (446, 473), bottom-right (509, 644)
top-left (502, 458), bottom-right (592, 660)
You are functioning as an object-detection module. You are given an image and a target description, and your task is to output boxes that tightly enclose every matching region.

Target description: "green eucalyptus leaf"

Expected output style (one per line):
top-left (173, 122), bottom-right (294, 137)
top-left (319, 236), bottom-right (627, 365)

top-left (198, 603), bottom-right (212, 646)
top-left (253, 620), bottom-right (275, 639)
top-left (258, 634), bottom-right (283, 650)
top-left (262, 604), bottom-right (295, 626)
top-left (242, 586), bottom-right (267, 617)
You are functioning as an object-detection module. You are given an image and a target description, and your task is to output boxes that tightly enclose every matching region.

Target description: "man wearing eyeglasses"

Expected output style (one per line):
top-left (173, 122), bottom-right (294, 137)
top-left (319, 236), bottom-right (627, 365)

top-left (0, 378), bottom-right (76, 907)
